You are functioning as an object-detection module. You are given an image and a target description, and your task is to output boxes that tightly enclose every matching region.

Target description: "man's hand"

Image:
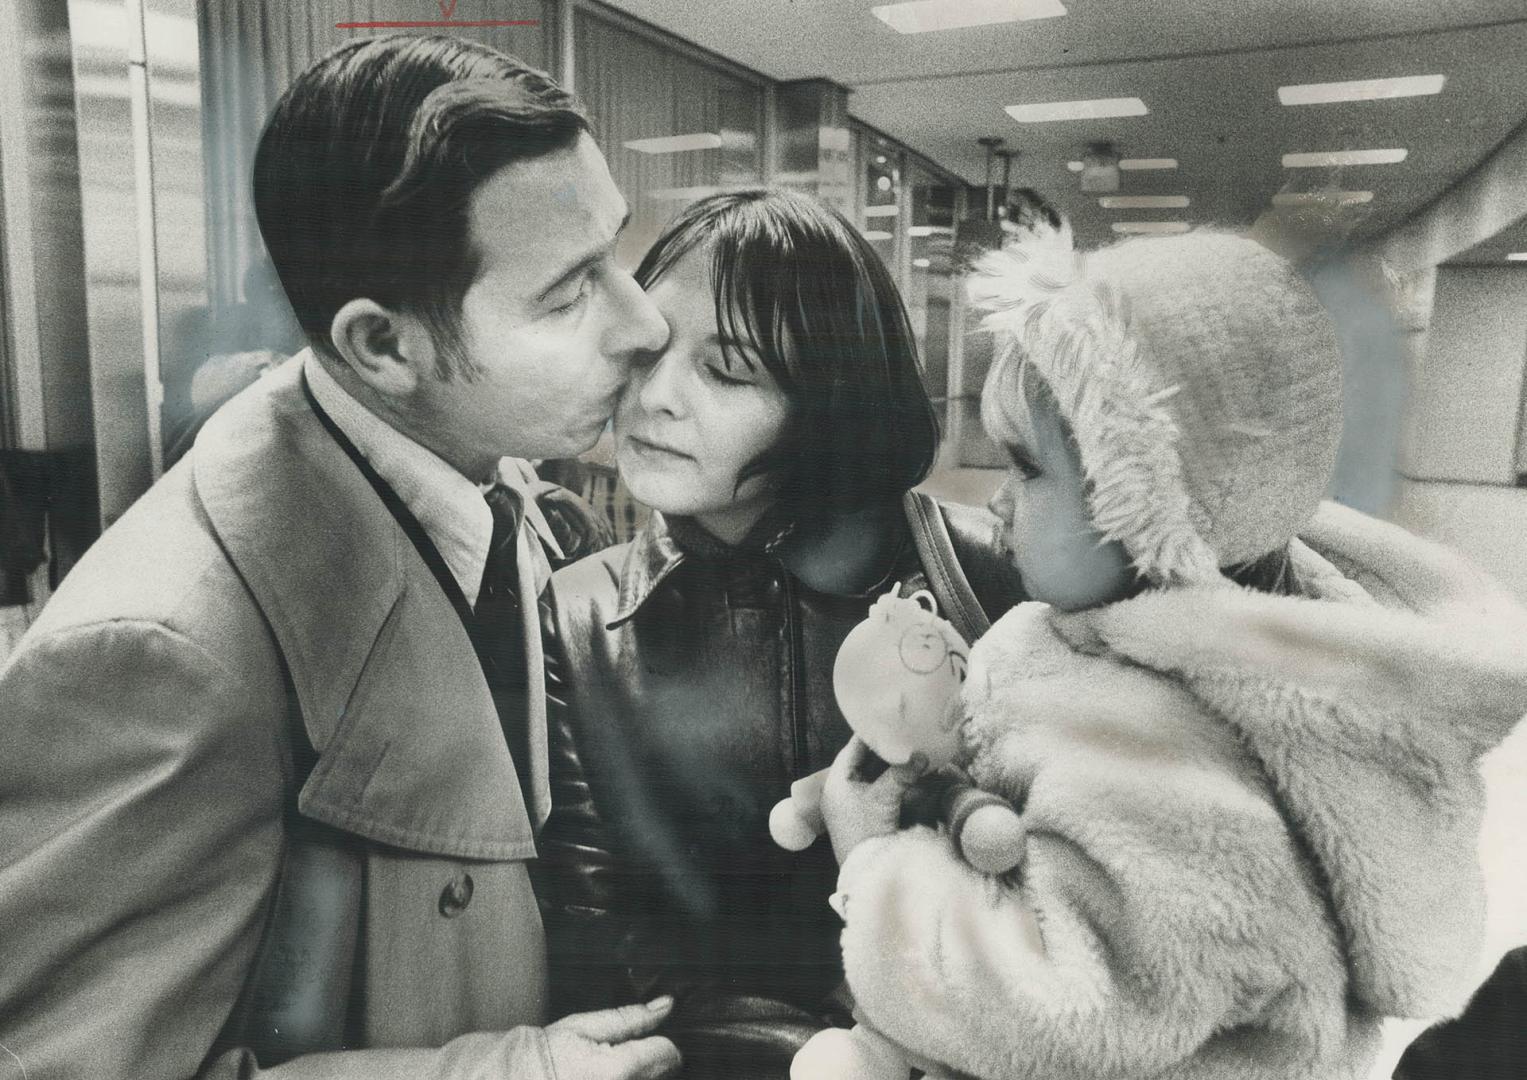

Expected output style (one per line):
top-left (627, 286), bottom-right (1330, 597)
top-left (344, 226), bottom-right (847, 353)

top-left (543, 997), bottom-right (682, 1079)
top-left (821, 736), bottom-right (929, 865)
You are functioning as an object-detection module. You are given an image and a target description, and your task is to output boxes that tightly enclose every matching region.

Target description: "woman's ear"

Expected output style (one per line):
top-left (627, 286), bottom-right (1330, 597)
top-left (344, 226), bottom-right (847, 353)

top-left (328, 298), bottom-right (438, 398)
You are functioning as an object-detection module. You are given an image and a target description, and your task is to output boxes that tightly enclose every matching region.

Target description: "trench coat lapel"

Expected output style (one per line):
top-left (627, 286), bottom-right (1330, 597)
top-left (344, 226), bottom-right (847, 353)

top-left (191, 359), bottom-right (537, 860)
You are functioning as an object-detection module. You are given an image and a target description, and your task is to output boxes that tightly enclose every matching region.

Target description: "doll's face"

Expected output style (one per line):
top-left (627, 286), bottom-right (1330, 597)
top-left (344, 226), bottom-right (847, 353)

top-left (984, 366), bottom-right (1137, 612)
top-left (833, 592), bottom-right (968, 767)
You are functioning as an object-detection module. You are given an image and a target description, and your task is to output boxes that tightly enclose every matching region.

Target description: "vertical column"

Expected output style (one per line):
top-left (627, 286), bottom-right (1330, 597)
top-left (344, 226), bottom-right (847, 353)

top-left (772, 79), bottom-right (854, 219)
top-left (125, 0), bottom-right (165, 480)
top-left (67, 0), bottom-right (155, 528)
top-left (0, 0), bottom-right (99, 607)
top-left (556, 0), bottom-right (576, 89)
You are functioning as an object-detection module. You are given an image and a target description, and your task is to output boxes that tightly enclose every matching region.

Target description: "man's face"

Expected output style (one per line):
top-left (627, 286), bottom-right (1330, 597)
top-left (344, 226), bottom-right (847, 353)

top-left (408, 133), bottom-right (668, 479)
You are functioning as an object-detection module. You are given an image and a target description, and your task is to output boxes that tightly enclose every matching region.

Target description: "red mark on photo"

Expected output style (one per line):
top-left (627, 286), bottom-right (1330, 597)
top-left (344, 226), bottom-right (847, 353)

top-left (337, 1), bottom-right (539, 29)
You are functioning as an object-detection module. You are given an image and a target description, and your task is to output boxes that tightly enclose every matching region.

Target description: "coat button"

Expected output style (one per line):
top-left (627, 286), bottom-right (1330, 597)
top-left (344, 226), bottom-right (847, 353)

top-left (438, 872), bottom-right (475, 918)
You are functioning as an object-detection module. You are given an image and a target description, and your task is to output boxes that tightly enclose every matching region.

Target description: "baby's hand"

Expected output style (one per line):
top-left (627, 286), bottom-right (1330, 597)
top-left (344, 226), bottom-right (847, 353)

top-left (821, 736), bottom-right (930, 865)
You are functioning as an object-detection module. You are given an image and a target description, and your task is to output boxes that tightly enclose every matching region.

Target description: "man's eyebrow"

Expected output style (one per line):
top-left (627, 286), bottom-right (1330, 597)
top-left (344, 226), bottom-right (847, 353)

top-left (532, 207), bottom-right (631, 305)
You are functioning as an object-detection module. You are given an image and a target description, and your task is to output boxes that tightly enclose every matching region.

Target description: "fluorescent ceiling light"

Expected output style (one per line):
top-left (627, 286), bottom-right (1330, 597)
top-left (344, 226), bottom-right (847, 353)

top-left (1508, 253), bottom-right (1527, 262)
top-left (1278, 74), bottom-right (1445, 106)
top-left (1099, 194), bottom-right (1189, 209)
top-left (1071, 157), bottom-right (1177, 171)
top-left (1111, 221), bottom-right (1190, 235)
top-left (872, 0), bottom-right (1066, 34)
top-left (1006, 97), bottom-right (1147, 122)
top-left (863, 204), bottom-right (901, 218)
top-left (862, 229), bottom-right (894, 241)
top-left (624, 132), bottom-right (724, 154)
top-left (908, 225), bottom-right (953, 236)
top-left (913, 257), bottom-right (932, 268)
top-left (1283, 148), bottom-right (1407, 167)
top-left (1271, 190), bottom-right (1374, 206)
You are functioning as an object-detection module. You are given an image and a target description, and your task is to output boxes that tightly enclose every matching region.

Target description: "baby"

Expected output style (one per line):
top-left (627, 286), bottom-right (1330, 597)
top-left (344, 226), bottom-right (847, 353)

top-left (819, 228), bottom-right (1527, 1080)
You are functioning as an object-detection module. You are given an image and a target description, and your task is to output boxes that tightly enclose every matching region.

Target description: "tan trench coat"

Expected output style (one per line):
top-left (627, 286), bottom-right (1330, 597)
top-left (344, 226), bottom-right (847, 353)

top-left (0, 360), bottom-right (558, 1079)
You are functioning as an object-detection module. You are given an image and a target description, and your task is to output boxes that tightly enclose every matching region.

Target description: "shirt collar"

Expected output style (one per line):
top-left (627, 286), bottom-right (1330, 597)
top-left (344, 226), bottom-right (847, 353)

top-left (304, 351), bottom-right (495, 606)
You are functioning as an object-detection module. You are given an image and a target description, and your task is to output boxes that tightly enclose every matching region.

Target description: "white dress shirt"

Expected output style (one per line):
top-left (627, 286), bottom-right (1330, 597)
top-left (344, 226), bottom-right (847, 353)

top-left (302, 351), bottom-right (562, 608)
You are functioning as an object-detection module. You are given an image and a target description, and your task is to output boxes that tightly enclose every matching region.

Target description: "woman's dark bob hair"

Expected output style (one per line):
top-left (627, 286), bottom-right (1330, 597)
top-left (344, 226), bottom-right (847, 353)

top-left (634, 188), bottom-right (940, 524)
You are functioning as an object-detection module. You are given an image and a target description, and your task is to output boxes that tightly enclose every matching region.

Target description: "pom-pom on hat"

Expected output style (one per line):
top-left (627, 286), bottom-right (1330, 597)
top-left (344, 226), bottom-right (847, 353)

top-left (971, 227), bottom-right (1344, 586)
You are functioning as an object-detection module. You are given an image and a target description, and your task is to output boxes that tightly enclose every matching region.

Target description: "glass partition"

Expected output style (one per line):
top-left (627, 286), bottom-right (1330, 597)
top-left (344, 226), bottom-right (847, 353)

top-left (574, 6), bottom-right (766, 270)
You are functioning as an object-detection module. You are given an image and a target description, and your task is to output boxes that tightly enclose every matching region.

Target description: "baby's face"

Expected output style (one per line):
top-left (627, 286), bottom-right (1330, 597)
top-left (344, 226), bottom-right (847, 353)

top-left (985, 370), bottom-right (1136, 612)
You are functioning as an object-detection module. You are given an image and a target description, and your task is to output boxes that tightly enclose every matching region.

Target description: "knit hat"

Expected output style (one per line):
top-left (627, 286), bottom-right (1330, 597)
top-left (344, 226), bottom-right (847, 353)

top-left (971, 228), bottom-right (1344, 586)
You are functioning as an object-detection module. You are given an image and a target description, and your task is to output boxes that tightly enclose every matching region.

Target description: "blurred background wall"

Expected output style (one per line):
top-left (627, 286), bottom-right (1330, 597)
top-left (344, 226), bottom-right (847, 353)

top-left (3, 0), bottom-right (1527, 658)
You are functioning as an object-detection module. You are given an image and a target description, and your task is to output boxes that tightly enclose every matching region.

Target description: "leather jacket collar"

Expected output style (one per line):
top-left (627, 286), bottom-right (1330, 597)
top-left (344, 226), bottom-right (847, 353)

top-left (607, 502), bottom-right (910, 630)
top-left (609, 513), bottom-right (690, 629)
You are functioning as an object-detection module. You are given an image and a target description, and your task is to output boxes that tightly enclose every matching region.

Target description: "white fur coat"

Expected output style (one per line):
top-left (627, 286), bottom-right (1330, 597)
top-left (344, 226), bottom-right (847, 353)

top-left (836, 503), bottom-right (1527, 1080)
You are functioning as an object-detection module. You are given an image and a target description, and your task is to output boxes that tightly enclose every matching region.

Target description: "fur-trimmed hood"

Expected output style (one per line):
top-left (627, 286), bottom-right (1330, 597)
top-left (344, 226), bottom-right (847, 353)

top-left (1048, 500), bottom-right (1527, 1018)
top-left (969, 229), bottom-right (1345, 584)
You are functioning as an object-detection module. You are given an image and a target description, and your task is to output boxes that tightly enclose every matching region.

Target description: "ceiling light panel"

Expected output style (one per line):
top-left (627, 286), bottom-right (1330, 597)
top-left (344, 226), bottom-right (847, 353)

top-left (1111, 221), bottom-right (1190, 235)
top-left (1278, 74), bottom-right (1446, 107)
top-left (1099, 195), bottom-right (1190, 209)
top-left (1283, 149), bottom-right (1407, 167)
top-left (1071, 157), bottom-right (1176, 171)
top-left (871, 0), bottom-right (1066, 34)
top-left (1271, 191), bottom-right (1374, 206)
top-left (1006, 97), bottom-right (1147, 122)
top-left (624, 132), bottom-right (724, 154)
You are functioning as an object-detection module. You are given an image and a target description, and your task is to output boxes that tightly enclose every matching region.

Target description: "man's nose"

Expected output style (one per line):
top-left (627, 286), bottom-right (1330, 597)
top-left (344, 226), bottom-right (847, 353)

top-left (609, 270), bottom-right (670, 359)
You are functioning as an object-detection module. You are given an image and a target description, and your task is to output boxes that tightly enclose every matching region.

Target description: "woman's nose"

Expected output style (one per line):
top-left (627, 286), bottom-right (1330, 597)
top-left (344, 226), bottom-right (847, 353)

top-left (634, 348), bottom-right (686, 418)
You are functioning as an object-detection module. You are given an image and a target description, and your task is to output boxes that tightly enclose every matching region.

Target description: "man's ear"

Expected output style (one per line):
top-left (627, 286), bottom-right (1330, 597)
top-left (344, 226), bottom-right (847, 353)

top-left (329, 298), bottom-right (438, 397)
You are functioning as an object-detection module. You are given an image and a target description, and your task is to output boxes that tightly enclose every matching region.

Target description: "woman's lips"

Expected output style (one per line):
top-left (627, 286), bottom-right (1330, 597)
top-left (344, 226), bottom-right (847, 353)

top-left (624, 434), bottom-right (694, 461)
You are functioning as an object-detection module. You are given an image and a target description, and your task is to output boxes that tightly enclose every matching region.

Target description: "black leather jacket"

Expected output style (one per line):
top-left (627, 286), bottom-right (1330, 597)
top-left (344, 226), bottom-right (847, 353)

top-left (533, 494), bottom-right (1023, 1076)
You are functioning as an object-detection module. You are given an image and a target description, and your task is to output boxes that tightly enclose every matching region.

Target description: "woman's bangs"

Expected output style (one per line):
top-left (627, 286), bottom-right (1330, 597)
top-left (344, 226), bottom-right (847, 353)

top-left (710, 225), bottom-right (793, 383)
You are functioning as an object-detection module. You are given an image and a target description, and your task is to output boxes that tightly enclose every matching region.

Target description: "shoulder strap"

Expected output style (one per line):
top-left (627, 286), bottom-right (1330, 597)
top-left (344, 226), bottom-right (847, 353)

top-left (903, 491), bottom-right (991, 645)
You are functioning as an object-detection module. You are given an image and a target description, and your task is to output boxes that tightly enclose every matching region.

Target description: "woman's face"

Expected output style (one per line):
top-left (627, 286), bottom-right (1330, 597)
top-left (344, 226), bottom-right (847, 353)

top-left (614, 246), bottom-right (790, 540)
top-left (985, 369), bottom-right (1136, 612)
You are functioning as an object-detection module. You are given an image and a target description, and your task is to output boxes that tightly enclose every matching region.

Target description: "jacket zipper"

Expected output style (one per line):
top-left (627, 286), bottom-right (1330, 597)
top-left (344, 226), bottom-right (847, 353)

top-left (779, 565), bottom-right (809, 777)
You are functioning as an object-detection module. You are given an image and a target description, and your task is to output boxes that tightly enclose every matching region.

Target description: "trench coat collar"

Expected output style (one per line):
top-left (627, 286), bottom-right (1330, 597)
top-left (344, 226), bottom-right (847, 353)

top-left (192, 358), bottom-right (538, 861)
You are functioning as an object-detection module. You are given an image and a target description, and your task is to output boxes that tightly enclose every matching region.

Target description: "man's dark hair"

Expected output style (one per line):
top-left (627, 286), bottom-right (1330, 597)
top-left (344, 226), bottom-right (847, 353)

top-left (252, 35), bottom-right (589, 375)
top-left (635, 189), bottom-right (940, 525)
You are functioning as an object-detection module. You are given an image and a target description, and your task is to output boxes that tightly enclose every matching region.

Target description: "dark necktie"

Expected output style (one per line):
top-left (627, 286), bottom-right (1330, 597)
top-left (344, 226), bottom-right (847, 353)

top-left (476, 484), bottom-right (532, 801)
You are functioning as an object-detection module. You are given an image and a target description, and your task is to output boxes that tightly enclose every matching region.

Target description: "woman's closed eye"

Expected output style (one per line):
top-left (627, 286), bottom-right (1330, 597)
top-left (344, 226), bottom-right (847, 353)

top-left (704, 355), bottom-right (755, 387)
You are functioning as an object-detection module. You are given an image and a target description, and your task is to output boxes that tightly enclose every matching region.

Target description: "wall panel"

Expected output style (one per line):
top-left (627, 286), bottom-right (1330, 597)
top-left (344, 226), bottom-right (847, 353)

top-left (574, 5), bottom-right (764, 268)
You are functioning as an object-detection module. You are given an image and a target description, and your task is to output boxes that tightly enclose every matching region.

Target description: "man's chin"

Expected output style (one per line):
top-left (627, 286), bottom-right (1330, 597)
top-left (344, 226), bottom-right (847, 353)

top-left (531, 417), bottom-right (610, 462)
